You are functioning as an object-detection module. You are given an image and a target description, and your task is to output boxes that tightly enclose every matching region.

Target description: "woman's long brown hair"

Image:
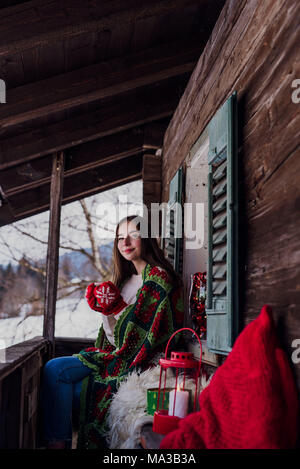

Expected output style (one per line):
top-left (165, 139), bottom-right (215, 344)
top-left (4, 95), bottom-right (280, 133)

top-left (112, 215), bottom-right (182, 289)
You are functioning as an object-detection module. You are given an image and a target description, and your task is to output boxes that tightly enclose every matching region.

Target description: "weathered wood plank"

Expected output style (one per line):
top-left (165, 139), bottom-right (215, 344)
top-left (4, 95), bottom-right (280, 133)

top-left (143, 182), bottom-right (162, 206)
top-left (1, 123), bottom-right (167, 196)
top-left (2, 130), bottom-right (144, 196)
top-left (0, 0), bottom-right (203, 58)
top-left (143, 153), bottom-right (162, 230)
top-left (143, 122), bottom-right (169, 149)
top-left (43, 152), bottom-right (65, 352)
top-left (244, 112), bottom-right (300, 215)
top-left (0, 39), bottom-right (200, 129)
top-left (14, 174), bottom-right (142, 223)
top-left (142, 153), bottom-right (162, 182)
top-left (0, 337), bottom-right (49, 448)
top-left (244, 147), bottom-right (300, 306)
top-left (241, 147), bottom-right (300, 370)
top-left (162, 0), bottom-right (298, 201)
top-left (0, 337), bottom-right (49, 381)
top-left (0, 77), bottom-right (186, 170)
top-left (0, 368), bottom-right (22, 448)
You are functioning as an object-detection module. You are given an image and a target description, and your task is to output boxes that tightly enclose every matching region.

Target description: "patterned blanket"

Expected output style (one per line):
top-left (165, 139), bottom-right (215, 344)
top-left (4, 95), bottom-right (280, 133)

top-left (74, 264), bottom-right (184, 449)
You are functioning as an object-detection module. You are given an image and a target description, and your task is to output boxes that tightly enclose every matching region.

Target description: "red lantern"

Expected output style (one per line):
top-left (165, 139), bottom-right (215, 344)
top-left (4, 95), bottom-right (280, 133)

top-left (153, 328), bottom-right (202, 435)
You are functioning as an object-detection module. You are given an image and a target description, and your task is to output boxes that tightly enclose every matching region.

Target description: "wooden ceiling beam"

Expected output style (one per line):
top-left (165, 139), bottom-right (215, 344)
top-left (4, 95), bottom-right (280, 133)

top-left (8, 154), bottom-right (143, 223)
top-left (4, 134), bottom-right (145, 196)
top-left (10, 173), bottom-right (142, 225)
top-left (0, 76), bottom-right (186, 170)
top-left (0, 39), bottom-right (202, 130)
top-left (1, 122), bottom-right (166, 195)
top-left (0, 0), bottom-right (203, 58)
top-left (3, 151), bottom-right (144, 197)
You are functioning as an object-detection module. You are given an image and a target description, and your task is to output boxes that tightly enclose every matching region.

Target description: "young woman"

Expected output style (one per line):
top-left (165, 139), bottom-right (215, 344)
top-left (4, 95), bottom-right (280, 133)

top-left (42, 215), bottom-right (183, 449)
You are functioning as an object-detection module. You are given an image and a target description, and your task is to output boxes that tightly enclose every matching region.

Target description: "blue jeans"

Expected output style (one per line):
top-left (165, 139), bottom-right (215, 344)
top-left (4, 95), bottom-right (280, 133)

top-left (42, 356), bottom-right (93, 446)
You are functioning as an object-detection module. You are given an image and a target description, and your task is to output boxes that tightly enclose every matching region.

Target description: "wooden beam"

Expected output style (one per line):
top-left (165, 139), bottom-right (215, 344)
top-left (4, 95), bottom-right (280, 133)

top-left (0, 121), bottom-right (166, 197)
top-left (54, 155), bottom-right (143, 204)
top-left (43, 152), bottom-right (65, 354)
top-left (10, 173), bottom-right (142, 225)
top-left (0, 183), bottom-right (15, 226)
top-left (0, 39), bottom-right (201, 129)
top-left (143, 122), bottom-right (168, 149)
top-left (142, 153), bottom-right (162, 183)
top-left (143, 153), bottom-right (162, 233)
top-left (9, 154), bottom-right (142, 223)
top-left (0, 0), bottom-right (203, 58)
top-left (2, 128), bottom-right (145, 196)
top-left (0, 199), bottom-right (15, 226)
top-left (0, 76), bottom-right (186, 170)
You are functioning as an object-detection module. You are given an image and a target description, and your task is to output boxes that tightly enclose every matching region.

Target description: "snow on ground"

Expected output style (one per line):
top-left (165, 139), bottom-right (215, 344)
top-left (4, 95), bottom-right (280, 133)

top-left (0, 297), bottom-right (103, 348)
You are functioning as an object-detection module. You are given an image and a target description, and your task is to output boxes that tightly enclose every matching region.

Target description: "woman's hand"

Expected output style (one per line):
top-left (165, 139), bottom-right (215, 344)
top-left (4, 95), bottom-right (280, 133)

top-left (85, 281), bottom-right (127, 316)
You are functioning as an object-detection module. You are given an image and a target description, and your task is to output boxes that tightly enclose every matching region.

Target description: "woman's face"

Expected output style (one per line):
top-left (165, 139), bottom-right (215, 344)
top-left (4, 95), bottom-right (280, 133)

top-left (117, 220), bottom-right (143, 262)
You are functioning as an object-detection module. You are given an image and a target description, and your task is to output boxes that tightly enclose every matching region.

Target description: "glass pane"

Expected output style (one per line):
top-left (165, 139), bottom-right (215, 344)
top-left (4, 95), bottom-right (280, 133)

top-left (0, 179), bottom-right (143, 349)
top-left (55, 179), bottom-right (143, 340)
top-left (184, 133), bottom-right (209, 339)
top-left (0, 211), bottom-right (49, 347)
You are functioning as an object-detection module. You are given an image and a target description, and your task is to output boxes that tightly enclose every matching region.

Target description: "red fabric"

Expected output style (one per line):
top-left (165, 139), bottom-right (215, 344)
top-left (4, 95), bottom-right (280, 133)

top-left (85, 281), bottom-right (127, 316)
top-left (160, 305), bottom-right (299, 449)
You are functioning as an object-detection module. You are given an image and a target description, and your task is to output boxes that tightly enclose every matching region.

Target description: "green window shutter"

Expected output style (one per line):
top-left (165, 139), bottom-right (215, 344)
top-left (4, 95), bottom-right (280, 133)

top-left (206, 92), bottom-right (239, 354)
top-left (164, 167), bottom-right (184, 275)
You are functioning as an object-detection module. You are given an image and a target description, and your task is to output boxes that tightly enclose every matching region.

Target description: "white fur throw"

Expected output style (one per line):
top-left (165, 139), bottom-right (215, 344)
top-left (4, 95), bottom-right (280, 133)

top-left (105, 364), bottom-right (212, 449)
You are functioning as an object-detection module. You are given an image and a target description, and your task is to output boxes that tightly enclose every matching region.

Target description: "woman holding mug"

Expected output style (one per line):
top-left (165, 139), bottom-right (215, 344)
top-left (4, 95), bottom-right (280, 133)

top-left (42, 215), bottom-right (183, 449)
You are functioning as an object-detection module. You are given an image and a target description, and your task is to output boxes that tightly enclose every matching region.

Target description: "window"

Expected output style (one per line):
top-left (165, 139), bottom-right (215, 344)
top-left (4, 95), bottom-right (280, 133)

top-left (183, 129), bottom-right (209, 334)
top-left (164, 167), bottom-right (184, 276)
top-left (178, 92), bottom-right (239, 357)
top-left (162, 93), bottom-right (239, 357)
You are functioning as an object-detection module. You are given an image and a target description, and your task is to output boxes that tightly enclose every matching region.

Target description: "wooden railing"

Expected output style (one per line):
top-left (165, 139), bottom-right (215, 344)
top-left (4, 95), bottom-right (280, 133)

top-left (0, 337), bottom-right (50, 449)
top-left (0, 336), bottom-right (94, 448)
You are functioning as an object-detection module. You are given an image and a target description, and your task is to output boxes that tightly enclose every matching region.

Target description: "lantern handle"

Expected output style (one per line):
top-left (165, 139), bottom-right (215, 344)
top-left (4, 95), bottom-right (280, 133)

top-left (164, 327), bottom-right (203, 371)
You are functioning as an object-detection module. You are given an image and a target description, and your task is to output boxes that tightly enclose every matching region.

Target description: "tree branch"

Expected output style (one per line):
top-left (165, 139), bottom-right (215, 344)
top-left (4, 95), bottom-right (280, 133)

top-left (79, 199), bottom-right (110, 278)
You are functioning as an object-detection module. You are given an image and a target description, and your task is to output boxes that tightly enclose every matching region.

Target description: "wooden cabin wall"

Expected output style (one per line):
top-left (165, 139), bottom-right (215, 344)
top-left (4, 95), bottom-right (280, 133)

top-left (161, 0), bottom-right (300, 388)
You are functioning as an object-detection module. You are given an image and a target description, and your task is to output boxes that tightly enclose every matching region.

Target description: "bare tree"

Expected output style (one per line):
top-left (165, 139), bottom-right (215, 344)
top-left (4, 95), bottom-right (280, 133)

top-left (0, 180), bottom-right (143, 319)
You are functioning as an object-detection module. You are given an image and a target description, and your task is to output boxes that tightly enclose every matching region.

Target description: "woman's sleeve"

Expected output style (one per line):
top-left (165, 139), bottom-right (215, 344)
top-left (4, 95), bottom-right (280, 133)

top-left (101, 314), bottom-right (118, 346)
top-left (74, 266), bottom-right (184, 375)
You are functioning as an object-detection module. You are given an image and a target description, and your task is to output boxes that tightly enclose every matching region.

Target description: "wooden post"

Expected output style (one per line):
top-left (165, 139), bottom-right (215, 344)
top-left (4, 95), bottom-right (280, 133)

top-left (43, 152), bottom-right (65, 356)
top-left (142, 151), bottom-right (162, 240)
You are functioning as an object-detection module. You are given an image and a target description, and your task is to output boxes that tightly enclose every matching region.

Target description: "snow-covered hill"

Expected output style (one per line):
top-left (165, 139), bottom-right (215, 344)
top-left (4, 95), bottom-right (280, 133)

top-left (1, 297), bottom-right (102, 348)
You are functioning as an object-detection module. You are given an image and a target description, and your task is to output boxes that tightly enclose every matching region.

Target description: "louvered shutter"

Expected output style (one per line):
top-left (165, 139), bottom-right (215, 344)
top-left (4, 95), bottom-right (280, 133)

top-left (206, 92), bottom-right (239, 354)
top-left (164, 167), bottom-right (184, 275)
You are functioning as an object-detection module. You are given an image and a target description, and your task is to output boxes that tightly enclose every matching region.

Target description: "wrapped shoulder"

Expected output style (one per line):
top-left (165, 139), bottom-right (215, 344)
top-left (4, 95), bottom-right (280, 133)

top-left (148, 265), bottom-right (171, 285)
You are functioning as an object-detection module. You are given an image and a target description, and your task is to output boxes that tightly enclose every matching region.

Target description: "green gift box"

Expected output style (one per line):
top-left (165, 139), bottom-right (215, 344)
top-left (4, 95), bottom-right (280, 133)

top-left (147, 387), bottom-right (172, 416)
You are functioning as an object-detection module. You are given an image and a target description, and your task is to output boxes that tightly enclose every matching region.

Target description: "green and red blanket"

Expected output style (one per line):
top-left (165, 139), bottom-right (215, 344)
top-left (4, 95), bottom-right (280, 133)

top-left (74, 264), bottom-right (184, 449)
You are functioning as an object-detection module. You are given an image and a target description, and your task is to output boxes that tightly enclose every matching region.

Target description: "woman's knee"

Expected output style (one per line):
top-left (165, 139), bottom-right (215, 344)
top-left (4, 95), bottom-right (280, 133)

top-left (43, 356), bottom-right (91, 384)
top-left (43, 356), bottom-right (74, 382)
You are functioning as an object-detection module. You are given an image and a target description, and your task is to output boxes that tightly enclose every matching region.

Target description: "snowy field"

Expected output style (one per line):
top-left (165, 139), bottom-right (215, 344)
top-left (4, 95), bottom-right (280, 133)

top-left (0, 297), bottom-right (103, 348)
